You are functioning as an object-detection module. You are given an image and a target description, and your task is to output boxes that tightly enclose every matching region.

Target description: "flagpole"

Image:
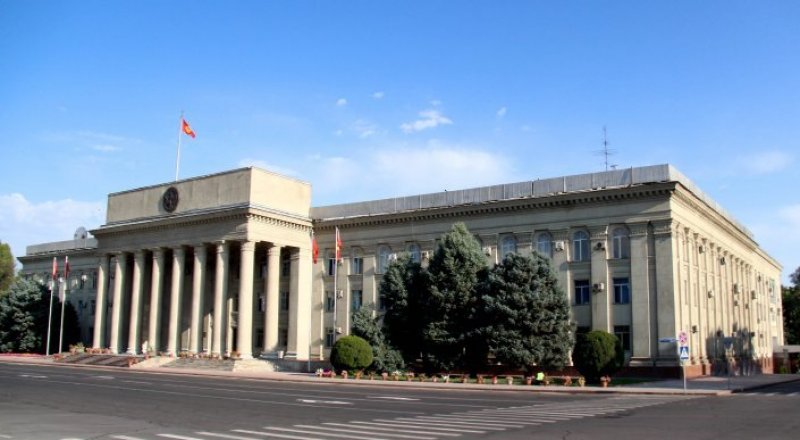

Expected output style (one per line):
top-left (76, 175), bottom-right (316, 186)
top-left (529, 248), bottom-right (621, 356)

top-left (46, 282), bottom-right (54, 356)
top-left (332, 228), bottom-right (339, 343)
top-left (58, 283), bottom-right (66, 354)
top-left (175, 111), bottom-right (184, 181)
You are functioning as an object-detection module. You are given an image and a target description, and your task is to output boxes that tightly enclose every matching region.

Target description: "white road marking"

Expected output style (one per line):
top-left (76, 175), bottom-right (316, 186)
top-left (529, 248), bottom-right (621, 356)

top-left (121, 380), bottom-right (152, 385)
top-left (392, 417), bottom-right (506, 431)
top-left (18, 374), bottom-right (47, 378)
top-left (370, 396), bottom-right (421, 401)
top-left (0, 435), bottom-right (12, 439)
top-left (111, 436), bottom-right (148, 440)
top-left (233, 430), bottom-right (324, 440)
top-left (95, 375), bottom-right (115, 380)
top-left (157, 434), bottom-right (207, 440)
top-left (788, 392), bottom-right (798, 396)
top-left (196, 432), bottom-right (261, 440)
top-left (295, 399), bottom-right (352, 405)
top-left (264, 426), bottom-right (393, 440)
top-left (347, 421), bottom-right (461, 437)
top-left (411, 415), bottom-right (518, 428)
top-left (298, 424), bottom-right (436, 440)
top-left (371, 419), bottom-right (486, 433)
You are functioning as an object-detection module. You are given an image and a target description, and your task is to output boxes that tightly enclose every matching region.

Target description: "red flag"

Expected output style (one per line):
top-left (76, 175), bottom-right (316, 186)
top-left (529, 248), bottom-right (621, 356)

top-left (51, 257), bottom-right (57, 283)
top-left (335, 227), bottom-right (343, 262)
top-left (311, 232), bottom-right (319, 264)
top-left (182, 118), bottom-right (196, 138)
top-left (64, 256), bottom-right (70, 280)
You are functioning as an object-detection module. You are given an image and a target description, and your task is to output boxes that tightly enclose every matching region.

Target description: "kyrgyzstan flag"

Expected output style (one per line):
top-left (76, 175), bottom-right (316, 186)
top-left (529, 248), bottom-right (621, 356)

top-left (311, 232), bottom-right (319, 264)
top-left (51, 257), bottom-right (57, 283)
top-left (182, 118), bottom-right (196, 138)
top-left (335, 227), bottom-right (343, 262)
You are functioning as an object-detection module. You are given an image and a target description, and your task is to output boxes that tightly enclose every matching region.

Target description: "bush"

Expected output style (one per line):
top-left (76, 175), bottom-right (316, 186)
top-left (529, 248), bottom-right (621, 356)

top-left (572, 330), bottom-right (624, 383)
top-left (330, 335), bottom-right (373, 373)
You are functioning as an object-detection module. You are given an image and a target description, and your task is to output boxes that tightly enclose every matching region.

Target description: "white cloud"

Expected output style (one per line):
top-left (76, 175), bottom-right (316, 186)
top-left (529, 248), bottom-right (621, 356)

top-left (430, 100), bottom-right (442, 107)
top-left (372, 91), bottom-right (384, 99)
top-left (496, 107), bottom-right (507, 118)
top-left (0, 193), bottom-right (105, 264)
top-left (237, 158), bottom-right (297, 177)
top-left (336, 98), bottom-right (348, 107)
top-left (400, 109), bottom-right (453, 133)
top-left (92, 144), bottom-right (121, 153)
top-left (352, 119), bottom-right (378, 138)
top-left (737, 150), bottom-right (793, 175)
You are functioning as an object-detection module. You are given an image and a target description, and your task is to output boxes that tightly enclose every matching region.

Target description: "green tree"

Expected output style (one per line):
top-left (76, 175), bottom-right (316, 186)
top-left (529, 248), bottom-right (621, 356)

top-left (480, 253), bottom-right (573, 373)
top-left (0, 278), bottom-right (81, 354)
top-left (421, 222), bottom-right (489, 372)
top-left (351, 305), bottom-right (404, 372)
top-left (379, 254), bottom-right (426, 364)
top-left (783, 269), bottom-right (800, 344)
top-left (0, 241), bottom-right (15, 295)
top-left (572, 330), bottom-right (624, 383)
top-left (329, 335), bottom-right (373, 372)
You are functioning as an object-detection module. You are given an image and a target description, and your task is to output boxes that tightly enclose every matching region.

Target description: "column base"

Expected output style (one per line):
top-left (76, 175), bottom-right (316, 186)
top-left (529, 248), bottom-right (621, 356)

top-left (259, 350), bottom-right (286, 360)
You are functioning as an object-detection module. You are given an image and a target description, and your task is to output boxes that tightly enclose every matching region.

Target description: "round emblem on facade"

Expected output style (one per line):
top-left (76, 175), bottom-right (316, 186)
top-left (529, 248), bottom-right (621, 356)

top-left (162, 187), bottom-right (179, 213)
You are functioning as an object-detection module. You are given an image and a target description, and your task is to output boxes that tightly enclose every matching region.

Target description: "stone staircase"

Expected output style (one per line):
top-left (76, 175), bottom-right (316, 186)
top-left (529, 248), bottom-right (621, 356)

top-left (56, 353), bottom-right (139, 368)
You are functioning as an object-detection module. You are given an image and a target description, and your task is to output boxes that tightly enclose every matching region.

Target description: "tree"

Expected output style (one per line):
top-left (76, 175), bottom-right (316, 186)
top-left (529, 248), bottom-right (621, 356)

top-left (572, 330), bottom-right (624, 383)
top-left (0, 241), bottom-right (15, 295)
top-left (783, 269), bottom-right (800, 344)
top-left (329, 335), bottom-right (373, 372)
top-left (421, 223), bottom-right (489, 372)
top-left (0, 278), bottom-right (81, 354)
top-left (379, 255), bottom-right (426, 364)
top-left (351, 305), bottom-right (404, 372)
top-left (480, 253), bottom-right (574, 373)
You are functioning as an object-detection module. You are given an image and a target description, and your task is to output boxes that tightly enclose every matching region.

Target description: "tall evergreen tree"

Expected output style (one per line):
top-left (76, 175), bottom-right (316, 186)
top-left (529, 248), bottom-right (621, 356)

top-left (422, 222), bottom-right (489, 372)
top-left (379, 255), bottom-right (425, 363)
top-left (783, 269), bottom-right (800, 345)
top-left (0, 241), bottom-right (15, 295)
top-left (479, 253), bottom-right (574, 373)
top-left (351, 305), bottom-right (404, 372)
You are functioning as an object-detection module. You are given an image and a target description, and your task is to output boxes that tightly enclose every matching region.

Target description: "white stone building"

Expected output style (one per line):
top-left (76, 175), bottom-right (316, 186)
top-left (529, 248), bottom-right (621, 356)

top-left (18, 164), bottom-right (783, 376)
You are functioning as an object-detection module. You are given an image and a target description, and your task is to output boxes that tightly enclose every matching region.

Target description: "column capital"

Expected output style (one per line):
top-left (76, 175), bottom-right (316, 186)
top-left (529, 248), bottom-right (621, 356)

top-left (651, 219), bottom-right (674, 236)
top-left (588, 225), bottom-right (608, 240)
top-left (267, 243), bottom-right (282, 257)
top-left (628, 222), bottom-right (649, 237)
top-left (194, 244), bottom-right (207, 253)
top-left (173, 246), bottom-right (185, 257)
top-left (240, 240), bottom-right (256, 252)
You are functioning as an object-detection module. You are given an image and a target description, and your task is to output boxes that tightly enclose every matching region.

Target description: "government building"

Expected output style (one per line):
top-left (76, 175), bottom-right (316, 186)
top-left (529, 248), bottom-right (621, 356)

top-left (18, 164), bottom-right (784, 376)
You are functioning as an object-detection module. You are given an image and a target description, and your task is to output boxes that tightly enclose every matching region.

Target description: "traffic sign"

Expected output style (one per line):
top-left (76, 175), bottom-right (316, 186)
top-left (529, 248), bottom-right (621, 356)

top-left (658, 337), bottom-right (677, 343)
top-left (678, 331), bottom-right (688, 346)
top-left (678, 345), bottom-right (690, 362)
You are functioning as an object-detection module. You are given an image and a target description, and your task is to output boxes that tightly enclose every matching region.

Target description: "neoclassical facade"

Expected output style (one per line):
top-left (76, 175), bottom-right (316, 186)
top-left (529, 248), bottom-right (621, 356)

top-left (19, 164), bottom-right (784, 375)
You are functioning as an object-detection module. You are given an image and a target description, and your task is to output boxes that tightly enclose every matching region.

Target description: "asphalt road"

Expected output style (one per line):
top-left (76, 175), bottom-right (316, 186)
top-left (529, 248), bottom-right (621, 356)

top-left (0, 362), bottom-right (798, 440)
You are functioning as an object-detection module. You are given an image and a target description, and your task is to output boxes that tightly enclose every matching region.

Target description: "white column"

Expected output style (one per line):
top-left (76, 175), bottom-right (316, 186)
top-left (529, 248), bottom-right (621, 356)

top-left (287, 247), bottom-right (312, 360)
top-left (148, 248), bottom-right (165, 354)
top-left (126, 251), bottom-right (146, 354)
top-left (109, 253), bottom-right (127, 354)
top-left (167, 247), bottom-right (185, 356)
top-left (264, 244), bottom-right (281, 354)
top-left (629, 223), bottom-right (651, 362)
top-left (653, 220), bottom-right (680, 364)
top-left (92, 254), bottom-right (109, 349)
top-left (190, 244), bottom-right (207, 354)
top-left (590, 226), bottom-right (610, 332)
top-left (237, 241), bottom-right (256, 359)
top-left (212, 241), bottom-right (228, 357)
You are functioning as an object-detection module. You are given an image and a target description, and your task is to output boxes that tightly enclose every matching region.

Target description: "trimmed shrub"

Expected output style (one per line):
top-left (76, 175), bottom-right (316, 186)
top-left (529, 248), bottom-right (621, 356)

top-left (330, 335), bottom-right (373, 373)
top-left (572, 330), bottom-right (624, 383)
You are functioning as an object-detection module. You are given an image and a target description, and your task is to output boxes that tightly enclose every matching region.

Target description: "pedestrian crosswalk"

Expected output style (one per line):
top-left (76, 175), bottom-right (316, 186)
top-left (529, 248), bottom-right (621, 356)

top-left (4, 395), bottom-right (698, 440)
top-left (736, 391), bottom-right (800, 397)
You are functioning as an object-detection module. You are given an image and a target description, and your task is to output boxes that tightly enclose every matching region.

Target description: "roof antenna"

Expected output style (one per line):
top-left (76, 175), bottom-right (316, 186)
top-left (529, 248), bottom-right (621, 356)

top-left (595, 126), bottom-right (617, 171)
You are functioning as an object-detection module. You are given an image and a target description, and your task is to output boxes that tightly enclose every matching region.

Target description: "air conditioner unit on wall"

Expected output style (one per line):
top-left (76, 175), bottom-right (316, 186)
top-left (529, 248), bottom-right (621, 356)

top-left (554, 241), bottom-right (565, 251)
top-left (592, 282), bottom-right (605, 293)
top-left (594, 242), bottom-right (605, 251)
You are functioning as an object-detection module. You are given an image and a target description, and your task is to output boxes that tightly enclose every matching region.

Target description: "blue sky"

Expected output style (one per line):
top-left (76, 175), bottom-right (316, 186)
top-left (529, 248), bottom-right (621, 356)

top-left (1, 1), bottom-right (798, 282)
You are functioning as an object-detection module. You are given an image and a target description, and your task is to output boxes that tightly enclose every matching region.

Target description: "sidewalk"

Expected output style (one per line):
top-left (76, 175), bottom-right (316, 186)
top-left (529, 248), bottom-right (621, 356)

top-left (3, 354), bottom-right (799, 396)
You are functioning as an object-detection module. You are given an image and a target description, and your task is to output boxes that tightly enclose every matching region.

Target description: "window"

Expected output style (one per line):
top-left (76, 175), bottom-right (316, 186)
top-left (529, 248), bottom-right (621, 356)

top-left (280, 291), bottom-right (290, 311)
top-left (573, 231), bottom-right (590, 262)
top-left (327, 252), bottom-right (337, 276)
top-left (613, 277), bottom-right (630, 304)
top-left (574, 280), bottom-right (591, 305)
top-left (377, 246), bottom-right (391, 274)
top-left (325, 328), bottom-right (335, 348)
top-left (612, 227), bottom-right (630, 259)
top-left (614, 325), bottom-right (631, 351)
top-left (408, 243), bottom-right (421, 263)
top-left (536, 232), bottom-right (553, 258)
top-left (351, 289), bottom-right (363, 312)
top-left (325, 291), bottom-right (335, 312)
top-left (351, 256), bottom-right (363, 275)
top-left (501, 236), bottom-right (517, 258)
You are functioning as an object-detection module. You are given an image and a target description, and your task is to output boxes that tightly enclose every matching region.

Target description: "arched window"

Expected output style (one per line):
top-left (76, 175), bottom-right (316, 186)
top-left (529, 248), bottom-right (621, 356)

top-left (501, 235), bottom-right (517, 258)
top-left (536, 232), bottom-right (553, 258)
top-left (407, 243), bottom-right (421, 263)
top-left (377, 245), bottom-right (391, 274)
top-left (573, 230), bottom-right (590, 262)
top-left (612, 227), bottom-right (630, 259)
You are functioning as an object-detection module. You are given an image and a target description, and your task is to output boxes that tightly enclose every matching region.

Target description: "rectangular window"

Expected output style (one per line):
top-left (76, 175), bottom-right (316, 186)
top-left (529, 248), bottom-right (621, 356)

top-left (325, 328), bottom-right (335, 348)
top-left (614, 325), bottom-right (631, 351)
top-left (351, 289), bottom-right (363, 312)
top-left (327, 256), bottom-right (337, 276)
top-left (614, 277), bottom-right (631, 304)
top-left (574, 280), bottom-right (591, 305)
top-left (352, 257), bottom-right (363, 275)
top-left (325, 291), bottom-right (335, 312)
top-left (280, 291), bottom-right (290, 311)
